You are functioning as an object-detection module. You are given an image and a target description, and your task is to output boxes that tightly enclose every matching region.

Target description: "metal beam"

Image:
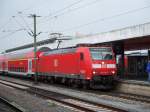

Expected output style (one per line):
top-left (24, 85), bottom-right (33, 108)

top-left (5, 37), bottom-right (57, 53)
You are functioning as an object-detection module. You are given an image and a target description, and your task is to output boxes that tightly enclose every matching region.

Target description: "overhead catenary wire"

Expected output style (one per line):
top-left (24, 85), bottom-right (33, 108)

top-left (18, 12), bottom-right (33, 33)
top-left (0, 16), bottom-right (33, 41)
top-left (44, 0), bottom-right (84, 18)
top-left (26, 0), bottom-right (84, 26)
top-left (42, 0), bottom-right (84, 20)
top-left (0, 0), bottom-right (43, 34)
top-left (34, 0), bottom-right (103, 33)
top-left (50, 0), bottom-right (101, 18)
top-left (0, 28), bottom-right (25, 39)
top-left (38, 0), bottom-right (102, 25)
top-left (2, 28), bottom-right (25, 33)
top-left (0, 18), bottom-right (12, 31)
top-left (59, 5), bottom-right (150, 33)
top-left (0, 1), bottom-right (150, 41)
top-left (0, 0), bottom-right (85, 35)
top-left (0, 0), bottom-right (101, 33)
top-left (12, 16), bottom-right (32, 34)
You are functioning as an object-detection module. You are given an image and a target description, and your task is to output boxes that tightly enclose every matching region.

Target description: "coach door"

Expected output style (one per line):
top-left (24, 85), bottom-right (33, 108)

top-left (28, 59), bottom-right (32, 74)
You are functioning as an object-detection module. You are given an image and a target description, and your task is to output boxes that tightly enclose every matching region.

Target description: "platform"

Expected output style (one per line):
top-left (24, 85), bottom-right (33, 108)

top-left (116, 79), bottom-right (150, 97)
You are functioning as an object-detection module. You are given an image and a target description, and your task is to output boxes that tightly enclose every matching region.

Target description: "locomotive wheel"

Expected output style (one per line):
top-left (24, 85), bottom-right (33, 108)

top-left (31, 75), bottom-right (34, 80)
top-left (69, 79), bottom-right (73, 87)
top-left (82, 80), bottom-right (90, 89)
top-left (72, 79), bottom-right (81, 88)
top-left (64, 78), bottom-right (72, 86)
top-left (44, 76), bottom-right (48, 83)
top-left (49, 76), bottom-right (55, 84)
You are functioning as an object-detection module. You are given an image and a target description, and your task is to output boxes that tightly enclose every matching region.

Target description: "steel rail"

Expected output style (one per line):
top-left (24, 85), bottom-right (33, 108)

top-left (0, 97), bottom-right (25, 112)
top-left (0, 78), bottom-right (127, 112)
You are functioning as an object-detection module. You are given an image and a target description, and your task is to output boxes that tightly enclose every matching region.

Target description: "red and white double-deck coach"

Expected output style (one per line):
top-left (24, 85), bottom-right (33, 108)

top-left (0, 47), bottom-right (50, 77)
top-left (0, 55), bottom-right (6, 73)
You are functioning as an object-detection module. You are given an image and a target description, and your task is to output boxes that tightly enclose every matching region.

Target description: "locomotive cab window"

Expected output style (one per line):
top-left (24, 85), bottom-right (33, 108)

top-left (90, 48), bottom-right (113, 60)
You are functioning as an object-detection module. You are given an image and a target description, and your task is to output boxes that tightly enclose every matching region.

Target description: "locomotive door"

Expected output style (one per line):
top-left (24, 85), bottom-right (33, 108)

top-left (28, 59), bottom-right (32, 73)
top-left (5, 61), bottom-right (8, 71)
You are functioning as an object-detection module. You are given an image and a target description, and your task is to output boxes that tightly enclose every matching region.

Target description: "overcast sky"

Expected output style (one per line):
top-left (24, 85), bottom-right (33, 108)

top-left (0, 0), bottom-right (150, 52)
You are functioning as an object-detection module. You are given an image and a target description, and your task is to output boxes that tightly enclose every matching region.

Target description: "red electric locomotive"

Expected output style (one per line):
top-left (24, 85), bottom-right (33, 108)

top-left (37, 46), bottom-right (117, 89)
top-left (0, 46), bottom-right (116, 89)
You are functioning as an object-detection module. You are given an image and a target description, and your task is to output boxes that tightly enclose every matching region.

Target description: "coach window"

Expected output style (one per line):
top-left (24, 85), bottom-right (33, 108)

top-left (21, 67), bottom-right (23, 72)
top-left (18, 67), bottom-right (20, 72)
top-left (22, 68), bottom-right (24, 72)
top-left (23, 67), bottom-right (25, 72)
top-left (22, 67), bottom-right (24, 72)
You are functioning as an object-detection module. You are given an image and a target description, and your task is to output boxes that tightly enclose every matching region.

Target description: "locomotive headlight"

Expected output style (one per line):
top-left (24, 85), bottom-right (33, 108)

top-left (112, 71), bottom-right (115, 74)
top-left (93, 71), bottom-right (96, 74)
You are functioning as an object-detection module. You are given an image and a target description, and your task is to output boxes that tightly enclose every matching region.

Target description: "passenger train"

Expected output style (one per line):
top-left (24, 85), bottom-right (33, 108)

top-left (0, 46), bottom-right (117, 89)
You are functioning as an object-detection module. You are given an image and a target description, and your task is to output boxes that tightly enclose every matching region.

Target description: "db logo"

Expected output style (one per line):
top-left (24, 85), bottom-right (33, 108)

top-left (54, 59), bottom-right (58, 67)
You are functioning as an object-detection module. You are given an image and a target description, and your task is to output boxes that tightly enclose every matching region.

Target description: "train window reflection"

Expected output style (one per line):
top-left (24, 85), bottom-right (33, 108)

top-left (90, 48), bottom-right (113, 60)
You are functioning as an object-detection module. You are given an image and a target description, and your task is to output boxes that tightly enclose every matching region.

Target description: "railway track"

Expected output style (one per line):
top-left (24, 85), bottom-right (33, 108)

top-left (0, 78), bottom-right (127, 112)
top-left (47, 80), bottom-right (150, 104)
top-left (38, 78), bottom-right (150, 104)
top-left (1, 75), bottom-right (150, 105)
top-left (0, 96), bottom-right (25, 112)
top-left (82, 89), bottom-right (150, 104)
top-left (107, 92), bottom-right (150, 104)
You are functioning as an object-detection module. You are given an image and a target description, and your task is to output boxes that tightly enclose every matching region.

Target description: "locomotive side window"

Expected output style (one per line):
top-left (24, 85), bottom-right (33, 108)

top-left (90, 48), bottom-right (113, 60)
top-left (44, 48), bottom-right (77, 56)
top-left (80, 53), bottom-right (84, 61)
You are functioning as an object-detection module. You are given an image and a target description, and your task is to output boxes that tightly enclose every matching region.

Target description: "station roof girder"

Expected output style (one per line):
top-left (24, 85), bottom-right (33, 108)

top-left (59, 22), bottom-right (150, 50)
